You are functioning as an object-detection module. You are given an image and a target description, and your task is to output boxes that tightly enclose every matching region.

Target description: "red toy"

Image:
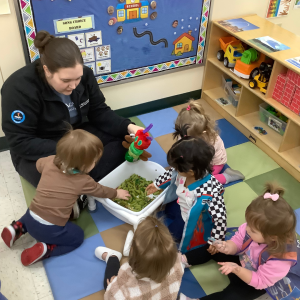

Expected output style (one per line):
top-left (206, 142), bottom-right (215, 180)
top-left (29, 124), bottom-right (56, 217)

top-left (272, 73), bottom-right (287, 102)
top-left (134, 124), bottom-right (153, 150)
top-left (125, 124), bottom-right (153, 162)
top-left (287, 69), bottom-right (300, 87)
top-left (290, 87), bottom-right (300, 115)
top-left (281, 79), bottom-right (296, 108)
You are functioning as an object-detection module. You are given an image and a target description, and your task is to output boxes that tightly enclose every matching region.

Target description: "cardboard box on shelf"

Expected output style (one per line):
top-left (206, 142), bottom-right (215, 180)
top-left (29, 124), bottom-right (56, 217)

top-left (272, 73), bottom-right (287, 102)
top-left (280, 79), bottom-right (296, 107)
top-left (287, 69), bottom-right (300, 87)
top-left (290, 87), bottom-right (300, 115)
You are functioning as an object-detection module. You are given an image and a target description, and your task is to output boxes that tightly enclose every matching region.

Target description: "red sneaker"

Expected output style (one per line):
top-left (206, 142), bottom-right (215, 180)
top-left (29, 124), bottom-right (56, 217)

top-left (1, 221), bottom-right (24, 248)
top-left (21, 242), bottom-right (48, 266)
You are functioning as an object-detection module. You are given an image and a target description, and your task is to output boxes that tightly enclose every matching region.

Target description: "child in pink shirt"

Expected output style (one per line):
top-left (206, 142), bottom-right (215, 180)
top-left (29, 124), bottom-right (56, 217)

top-left (181, 182), bottom-right (298, 300)
top-left (175, 100), bottom-right (244, 185)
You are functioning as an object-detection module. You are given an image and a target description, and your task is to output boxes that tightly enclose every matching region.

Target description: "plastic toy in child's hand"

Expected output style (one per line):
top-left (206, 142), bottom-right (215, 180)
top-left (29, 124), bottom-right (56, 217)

top-left (125, 124), bottom-right (153, 162)
top-left (208, 237), bottom-right (223, 246)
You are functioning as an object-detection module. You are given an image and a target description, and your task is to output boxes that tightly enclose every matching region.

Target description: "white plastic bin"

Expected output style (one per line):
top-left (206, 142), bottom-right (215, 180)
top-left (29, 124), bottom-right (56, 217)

top-left (90, 160), bottom-right (167, 227)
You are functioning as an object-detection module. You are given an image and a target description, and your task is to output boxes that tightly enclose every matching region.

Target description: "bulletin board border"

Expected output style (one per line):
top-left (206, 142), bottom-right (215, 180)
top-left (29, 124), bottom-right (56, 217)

top-left (14, 0), bottom-right (211, 86)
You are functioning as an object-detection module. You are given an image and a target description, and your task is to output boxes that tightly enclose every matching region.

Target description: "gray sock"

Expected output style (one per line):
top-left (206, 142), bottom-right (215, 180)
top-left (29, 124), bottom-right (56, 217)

top-left (223, 168), bottom-right (245, 184)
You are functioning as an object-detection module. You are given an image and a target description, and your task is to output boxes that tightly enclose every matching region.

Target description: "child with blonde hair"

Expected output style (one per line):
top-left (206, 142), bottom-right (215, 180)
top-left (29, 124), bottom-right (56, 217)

top-left (175, 100), bottom-right (244, 185)
top-left (95, 216), bottom-right (186, 300)
top-left (182, 183), bottom-right (299, 300)
top-left (1, 129), bottom-right (130, 266)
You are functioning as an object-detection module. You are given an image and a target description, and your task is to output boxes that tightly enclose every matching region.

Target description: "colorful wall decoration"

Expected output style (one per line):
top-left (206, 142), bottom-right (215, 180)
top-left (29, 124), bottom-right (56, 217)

top-left (15, 0), bottom-right (211, 85)
top-left (266, 0), bottom-right (292, 18)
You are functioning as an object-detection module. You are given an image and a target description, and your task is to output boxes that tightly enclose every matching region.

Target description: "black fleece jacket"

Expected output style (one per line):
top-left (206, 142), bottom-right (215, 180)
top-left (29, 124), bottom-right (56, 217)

top-left (1, 60), bottom-right (131, 161)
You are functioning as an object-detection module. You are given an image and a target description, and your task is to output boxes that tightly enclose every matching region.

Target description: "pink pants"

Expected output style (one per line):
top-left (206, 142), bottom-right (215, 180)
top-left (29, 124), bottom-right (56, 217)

top-left (212, 164), bottom-right (226, 185)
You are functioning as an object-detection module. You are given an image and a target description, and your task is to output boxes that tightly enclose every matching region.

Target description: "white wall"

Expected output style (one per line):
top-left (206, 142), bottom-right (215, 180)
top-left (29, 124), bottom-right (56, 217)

top-left (0, 0), bottom-right (299, 137)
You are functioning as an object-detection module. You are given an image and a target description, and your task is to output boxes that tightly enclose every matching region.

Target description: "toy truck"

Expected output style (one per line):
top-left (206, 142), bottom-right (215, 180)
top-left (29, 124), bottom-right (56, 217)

top-left (234, 48), bottom-right (272, 79)
top-left (248, 62), bottom-right (272, 94)
top-left (217, 37), bottom-right (245, 68)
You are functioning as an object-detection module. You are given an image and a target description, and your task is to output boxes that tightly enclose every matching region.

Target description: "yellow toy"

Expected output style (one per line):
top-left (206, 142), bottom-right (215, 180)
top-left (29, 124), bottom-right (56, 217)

top-left (217, 37), bottom-right (245, 68)
top-left (248, 62), bottom-right (272, 94)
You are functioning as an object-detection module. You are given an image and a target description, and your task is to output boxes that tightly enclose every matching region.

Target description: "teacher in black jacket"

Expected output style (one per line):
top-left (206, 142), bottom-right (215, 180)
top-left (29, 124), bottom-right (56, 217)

top-left (1, 31), bottom-right (148, 188)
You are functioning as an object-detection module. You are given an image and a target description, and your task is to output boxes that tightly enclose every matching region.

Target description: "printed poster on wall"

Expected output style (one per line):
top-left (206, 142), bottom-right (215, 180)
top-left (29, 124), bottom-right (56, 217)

top-left (96, 60), bottom-right (111, 75)
top-left (266, 0), bottom-right (292, 18)
top-left (68, 33), bottom-right (85, 48)
top-left (80, 48), bottom-right (95, 63)
top-left (95, 45), bottom-right (111, 60)
top-left (85, 31), bottom-right (102, 47)
top-left (295, 0), bottom-right (300, 9)
top-left (54, 15), bottom-right (95, 34)
top-left (84, 62), bottom-right (96, 75)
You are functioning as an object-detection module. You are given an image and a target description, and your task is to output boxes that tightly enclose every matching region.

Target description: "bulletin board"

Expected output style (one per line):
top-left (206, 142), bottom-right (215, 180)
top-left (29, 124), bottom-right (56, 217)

top-left (14, 0), bottom-right (211, 85)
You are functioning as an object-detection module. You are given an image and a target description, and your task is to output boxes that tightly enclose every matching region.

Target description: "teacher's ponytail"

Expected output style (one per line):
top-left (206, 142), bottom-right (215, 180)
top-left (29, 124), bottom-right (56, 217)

top-left (34, 30), bottom-right (83, 74)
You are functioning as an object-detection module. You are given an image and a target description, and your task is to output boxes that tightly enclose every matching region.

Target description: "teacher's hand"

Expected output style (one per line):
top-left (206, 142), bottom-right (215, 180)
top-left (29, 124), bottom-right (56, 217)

top-left (122, 135), bottom-right (152, 161)
top-left (127, 124), bottom-right (144, 135)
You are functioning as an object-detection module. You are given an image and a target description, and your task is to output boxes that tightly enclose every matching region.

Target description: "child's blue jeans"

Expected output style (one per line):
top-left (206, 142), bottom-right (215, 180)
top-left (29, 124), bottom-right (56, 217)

top-left (19, 209), bottom-right (84, 256)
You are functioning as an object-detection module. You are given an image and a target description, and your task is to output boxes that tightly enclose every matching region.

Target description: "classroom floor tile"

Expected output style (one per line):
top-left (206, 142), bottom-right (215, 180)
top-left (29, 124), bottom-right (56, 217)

top-left (155, 133), bottom-right (175, 154)
top-left (147, 138), bottom-right (169, 167)
top-left (44, 234), bottom-right (106, 300)
top-left (190, 259), bottom-right (229, 295)
top-left (138, 107), bottom-right (178, 138)
top-left (90, 202), bottom-right (125, 233)
top-left (246, 168), bottom-right (300, 210)
top-left (226, 142), bottom-right (280, 180)
top-left (224, 182), bottom-right (258, 227)
top-left (217, 119), bottom-right (249, 149)
top-left (72, 209), bottom-right (100, 240)
top-left (180, 269), bottom-right (206, 298)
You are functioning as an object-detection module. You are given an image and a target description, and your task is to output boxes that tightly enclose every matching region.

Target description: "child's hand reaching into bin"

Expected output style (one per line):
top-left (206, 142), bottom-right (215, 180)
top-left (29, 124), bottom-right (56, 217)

top-left (146, 183), bottom-right (159, 195)
top-left (116, 189), bottom-right (131, 200)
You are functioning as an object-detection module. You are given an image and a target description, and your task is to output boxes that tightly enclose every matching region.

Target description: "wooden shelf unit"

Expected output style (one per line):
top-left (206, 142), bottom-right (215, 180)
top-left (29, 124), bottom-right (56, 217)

top-left (202, 15), bottom-right (300, 181)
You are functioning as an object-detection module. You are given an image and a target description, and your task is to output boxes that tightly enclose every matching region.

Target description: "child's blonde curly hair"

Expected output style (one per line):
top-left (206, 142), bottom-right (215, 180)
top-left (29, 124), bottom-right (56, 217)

top-left (174, 99), bottom-right (219, 144)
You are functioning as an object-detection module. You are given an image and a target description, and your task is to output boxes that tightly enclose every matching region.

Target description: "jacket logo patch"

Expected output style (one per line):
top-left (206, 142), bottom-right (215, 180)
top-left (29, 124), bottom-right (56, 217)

top-left (80, 99), bottom-right (89, 108)
top-left (11, 110), bottom-right (25, 124)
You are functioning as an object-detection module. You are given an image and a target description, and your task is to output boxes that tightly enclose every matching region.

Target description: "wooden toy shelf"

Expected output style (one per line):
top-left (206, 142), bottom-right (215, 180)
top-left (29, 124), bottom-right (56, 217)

top-left (202, 15), bottom-right (300, 181)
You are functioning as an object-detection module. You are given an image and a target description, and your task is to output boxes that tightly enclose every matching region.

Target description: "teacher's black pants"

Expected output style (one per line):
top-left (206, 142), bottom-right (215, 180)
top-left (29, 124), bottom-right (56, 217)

top-left (11, 122), bottom-right (127, 187)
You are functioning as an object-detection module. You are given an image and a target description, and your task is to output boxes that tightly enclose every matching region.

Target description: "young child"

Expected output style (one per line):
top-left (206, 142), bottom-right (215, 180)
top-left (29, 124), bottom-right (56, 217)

top-left (182, 183), bottom-right (299, 300)
top-left (146, 125), bottom-right (227, 259)
top-left (95, 216), bottom-right (185, 300)
top-left (1, 129), bottom-right (130, 266)
top-left (175, 100), bottom-right (244, 185)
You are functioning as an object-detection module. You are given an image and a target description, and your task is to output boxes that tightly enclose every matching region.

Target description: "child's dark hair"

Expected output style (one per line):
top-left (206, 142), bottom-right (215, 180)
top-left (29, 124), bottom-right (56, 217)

top-left (168, 125), bottom-right (215, 180)
top-left (245, 182), bottom-right (296, 257)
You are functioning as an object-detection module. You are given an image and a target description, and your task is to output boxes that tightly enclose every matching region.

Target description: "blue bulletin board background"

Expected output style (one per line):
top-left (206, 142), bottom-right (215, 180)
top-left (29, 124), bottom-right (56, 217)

top-left (15, 0), bottom-right (211, 85)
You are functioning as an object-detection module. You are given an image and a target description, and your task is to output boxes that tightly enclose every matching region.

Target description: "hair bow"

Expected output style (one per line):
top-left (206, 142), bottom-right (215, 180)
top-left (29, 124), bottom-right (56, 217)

top-left (264, 193), bottom-right (279, 201)
top-left (186, 105), bottom-right (191, 111)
